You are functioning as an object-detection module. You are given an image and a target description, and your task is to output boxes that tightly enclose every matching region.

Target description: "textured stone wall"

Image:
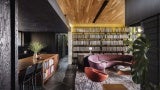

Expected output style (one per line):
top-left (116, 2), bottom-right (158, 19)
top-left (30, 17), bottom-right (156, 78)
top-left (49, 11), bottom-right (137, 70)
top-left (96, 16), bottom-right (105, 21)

top-left (0, 0), bottom-right (11, 89)
top-left (14, 0), bottom-right (19, 89)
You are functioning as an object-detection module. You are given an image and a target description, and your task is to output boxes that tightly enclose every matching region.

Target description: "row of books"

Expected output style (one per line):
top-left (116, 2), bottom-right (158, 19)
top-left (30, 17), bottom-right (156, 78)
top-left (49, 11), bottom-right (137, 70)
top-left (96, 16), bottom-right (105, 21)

top-left (73, 47), bottom-right (128, 52)
top-left (73, 41), bottom-right (89, 45)
top-left (72, 41), bottom-right (124, 45)
top-left (102, 47), bottom-right (128, 51)
top-left (102, 41), bottom-right (124, 45)
top-left (73, 47), bottom-right (101, 51)
top-left (43, 59), bottom-right (54, 69)
top-left (74, 28), bottom-right (129, 33)
top-left (72, 34), bottom-right (129, 39)
top-left (90, 41), bottom-right (101, 45)
top-left (72, 51), bottom-right (126, 57)
top-left (43, 65), bottom-right (54, 79)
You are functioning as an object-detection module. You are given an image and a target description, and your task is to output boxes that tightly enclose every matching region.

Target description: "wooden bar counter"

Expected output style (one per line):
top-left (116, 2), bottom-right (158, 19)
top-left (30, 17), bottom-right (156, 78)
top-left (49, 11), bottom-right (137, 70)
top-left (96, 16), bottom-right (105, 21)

top-left (18, 54), bottom-right (59, 83)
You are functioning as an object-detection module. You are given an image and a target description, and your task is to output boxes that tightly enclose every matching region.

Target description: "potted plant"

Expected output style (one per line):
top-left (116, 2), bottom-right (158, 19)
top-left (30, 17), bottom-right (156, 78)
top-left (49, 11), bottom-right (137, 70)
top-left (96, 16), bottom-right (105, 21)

top-left (130, 34), bottom-right (150, 89)
top-left (126, 33), bottom-right (160, 90)
top-left (29, 41), bottom-right (45, 62)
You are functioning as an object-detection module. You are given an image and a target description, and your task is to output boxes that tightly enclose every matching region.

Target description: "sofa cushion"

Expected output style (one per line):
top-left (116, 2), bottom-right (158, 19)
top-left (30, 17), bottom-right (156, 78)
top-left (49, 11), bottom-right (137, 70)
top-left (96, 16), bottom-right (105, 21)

top-left (88, 54), bottom-right (133, 68)
top-left (97, 55), bottom-right (133, 62)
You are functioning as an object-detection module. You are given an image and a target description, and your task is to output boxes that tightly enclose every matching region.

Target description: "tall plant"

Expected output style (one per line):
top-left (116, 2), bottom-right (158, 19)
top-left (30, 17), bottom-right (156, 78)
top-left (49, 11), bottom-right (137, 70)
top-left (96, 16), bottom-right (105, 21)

top-left (131, 34), bottom-right (150, 89)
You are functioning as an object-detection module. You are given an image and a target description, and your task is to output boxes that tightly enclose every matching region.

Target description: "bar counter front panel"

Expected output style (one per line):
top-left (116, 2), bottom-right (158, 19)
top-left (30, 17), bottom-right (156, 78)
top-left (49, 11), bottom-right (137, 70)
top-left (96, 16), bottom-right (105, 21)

top-left (18, 54), bottom-right (59, 84)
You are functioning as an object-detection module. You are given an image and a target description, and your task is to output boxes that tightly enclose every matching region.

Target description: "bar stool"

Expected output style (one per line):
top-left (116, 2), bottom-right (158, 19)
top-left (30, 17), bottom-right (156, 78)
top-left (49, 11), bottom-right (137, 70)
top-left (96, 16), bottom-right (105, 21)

top-left (19, 69), bottom-right (26, 90)
top-left (20, 64), bottom-right (36, 90)
top-left (34, 62), bottom-right (43, 88)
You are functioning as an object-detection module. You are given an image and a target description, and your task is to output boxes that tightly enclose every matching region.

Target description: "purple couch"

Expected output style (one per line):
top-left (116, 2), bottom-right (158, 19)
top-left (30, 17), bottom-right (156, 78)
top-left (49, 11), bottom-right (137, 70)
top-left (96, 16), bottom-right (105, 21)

top-left (88, 54), bottom-right (133, 71)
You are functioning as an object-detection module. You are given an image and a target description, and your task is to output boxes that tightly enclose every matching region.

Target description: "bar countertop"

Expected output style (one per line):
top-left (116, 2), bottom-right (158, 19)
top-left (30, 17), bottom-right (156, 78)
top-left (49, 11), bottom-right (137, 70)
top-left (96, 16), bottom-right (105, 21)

top-left (18, 54), bottom-right (58, 72)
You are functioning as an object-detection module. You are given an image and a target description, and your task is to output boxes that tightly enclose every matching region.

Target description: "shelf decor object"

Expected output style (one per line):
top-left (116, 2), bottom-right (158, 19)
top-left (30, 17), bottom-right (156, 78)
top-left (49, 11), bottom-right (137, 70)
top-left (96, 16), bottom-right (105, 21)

top-left (29, 41), bottom-right (45, 63)
top-left (89, 47), bottom-right (93, 54)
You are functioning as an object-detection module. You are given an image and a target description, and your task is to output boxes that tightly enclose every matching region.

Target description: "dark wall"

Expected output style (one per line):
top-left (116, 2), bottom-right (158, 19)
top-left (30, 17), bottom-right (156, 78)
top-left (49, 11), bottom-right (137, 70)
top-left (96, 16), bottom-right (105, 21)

top-left (159, 15), bottom-right (160, 80)
top-left (18, 0), bottom-right (68, 33)
top-left (142, 15), bottom-right (160, 84)
top-left (126, 0), bottom-right (160, 25)
top-left (126, 0), bottom-right (160, 85)
top-left (17, 0), bottom-right (68, 59)
top-left (0, 0), bottom-right (11, 89)
top-left (31, 32), bottom-right (56, 53)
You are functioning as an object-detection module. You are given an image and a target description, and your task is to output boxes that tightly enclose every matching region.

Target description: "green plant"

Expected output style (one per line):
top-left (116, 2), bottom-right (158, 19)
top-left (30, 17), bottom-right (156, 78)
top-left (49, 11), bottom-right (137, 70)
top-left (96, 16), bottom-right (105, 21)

top-left (29, 41), bottom-right (45, 53)
top-left (129, 34), bottom-right (151, 89)
top-left (123, 27), bottom-right (141, 53)
top-left (126, 34), bottom-right (160, 90)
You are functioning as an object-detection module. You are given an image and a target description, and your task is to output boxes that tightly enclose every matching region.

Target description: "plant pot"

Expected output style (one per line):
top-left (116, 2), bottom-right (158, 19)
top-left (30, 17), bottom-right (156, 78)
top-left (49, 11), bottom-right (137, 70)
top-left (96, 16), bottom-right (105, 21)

top-left (33, 53), bottom-right (38, 63)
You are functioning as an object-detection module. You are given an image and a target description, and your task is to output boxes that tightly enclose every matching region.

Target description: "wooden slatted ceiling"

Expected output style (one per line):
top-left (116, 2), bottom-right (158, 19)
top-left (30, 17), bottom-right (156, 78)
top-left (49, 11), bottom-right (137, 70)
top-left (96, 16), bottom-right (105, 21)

top-left (57, 0), bottom-right (125, 25)
top-left (96, 0), bottom-right (125, 24)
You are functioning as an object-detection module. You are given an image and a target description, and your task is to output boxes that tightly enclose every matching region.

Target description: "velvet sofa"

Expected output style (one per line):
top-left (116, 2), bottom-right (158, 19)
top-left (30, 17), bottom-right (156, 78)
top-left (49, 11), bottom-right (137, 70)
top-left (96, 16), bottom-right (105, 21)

top-left (88, 54), bottom-right (133, 71)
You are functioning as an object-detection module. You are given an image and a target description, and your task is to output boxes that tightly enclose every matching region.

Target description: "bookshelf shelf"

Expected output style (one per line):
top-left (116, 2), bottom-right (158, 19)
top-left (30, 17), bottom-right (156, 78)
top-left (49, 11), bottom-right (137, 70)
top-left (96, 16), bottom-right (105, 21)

top-left (42, 54), bottom-right (59, 83)
top-left (73, 45), bottom-right (128, 47)
top-left (72, 27), bottom-right (130, 64)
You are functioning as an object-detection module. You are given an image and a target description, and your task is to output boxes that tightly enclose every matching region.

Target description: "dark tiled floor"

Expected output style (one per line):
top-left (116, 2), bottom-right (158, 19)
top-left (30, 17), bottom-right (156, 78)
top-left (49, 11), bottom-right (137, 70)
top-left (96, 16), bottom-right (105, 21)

top-left (44, 56), bottom-right (77, 90)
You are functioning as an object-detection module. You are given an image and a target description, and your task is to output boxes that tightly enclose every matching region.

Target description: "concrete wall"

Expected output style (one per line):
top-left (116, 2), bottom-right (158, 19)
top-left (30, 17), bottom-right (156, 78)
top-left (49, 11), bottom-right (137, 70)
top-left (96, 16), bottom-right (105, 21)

top-left (68, 31), bottom-right (72, 64)
top-left (0, 0), bottom-right (18, 89)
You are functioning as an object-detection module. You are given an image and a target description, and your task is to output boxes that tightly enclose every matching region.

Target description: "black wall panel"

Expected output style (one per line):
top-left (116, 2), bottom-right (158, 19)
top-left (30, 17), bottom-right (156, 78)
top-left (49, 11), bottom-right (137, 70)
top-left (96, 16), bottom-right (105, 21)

top-left (126, 0), bottom-right (160, 25)
top-left (142, 15), bottom-right (160, 84)
top-left (31, 32), bottom-right (56, 53)
top-left (158, 15), bottom-right (160, 82)
top-left (18, 0), bottom-right (68, 33)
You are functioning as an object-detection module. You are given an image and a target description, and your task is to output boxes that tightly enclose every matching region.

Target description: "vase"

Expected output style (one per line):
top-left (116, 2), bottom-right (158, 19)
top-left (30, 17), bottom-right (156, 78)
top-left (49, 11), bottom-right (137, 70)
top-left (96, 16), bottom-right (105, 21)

top-left (33, 52), bottom-right (38, 63)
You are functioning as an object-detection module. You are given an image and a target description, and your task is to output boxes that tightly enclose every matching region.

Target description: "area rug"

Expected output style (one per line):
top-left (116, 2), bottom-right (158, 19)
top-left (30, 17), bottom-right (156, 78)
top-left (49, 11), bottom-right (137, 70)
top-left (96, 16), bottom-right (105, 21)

top-left (75, 70), bottom-right (140, 90)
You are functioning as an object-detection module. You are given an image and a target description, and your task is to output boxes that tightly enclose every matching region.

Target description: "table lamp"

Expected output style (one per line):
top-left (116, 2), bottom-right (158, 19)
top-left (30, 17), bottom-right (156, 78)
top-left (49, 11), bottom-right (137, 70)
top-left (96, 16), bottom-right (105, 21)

top-left (89, 47), bottom-right (92, 54)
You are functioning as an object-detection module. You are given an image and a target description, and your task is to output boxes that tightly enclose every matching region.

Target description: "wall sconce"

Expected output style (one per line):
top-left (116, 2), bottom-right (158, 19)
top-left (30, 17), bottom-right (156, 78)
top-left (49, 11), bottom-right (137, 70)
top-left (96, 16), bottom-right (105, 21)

top-left (89, 47), bottom-right (92, 54)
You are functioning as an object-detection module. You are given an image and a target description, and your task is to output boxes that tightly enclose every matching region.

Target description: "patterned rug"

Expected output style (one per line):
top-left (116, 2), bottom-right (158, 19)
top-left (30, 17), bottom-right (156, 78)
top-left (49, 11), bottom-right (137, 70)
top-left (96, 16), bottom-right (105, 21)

top-left (75, 70), bottom-right (140, 90)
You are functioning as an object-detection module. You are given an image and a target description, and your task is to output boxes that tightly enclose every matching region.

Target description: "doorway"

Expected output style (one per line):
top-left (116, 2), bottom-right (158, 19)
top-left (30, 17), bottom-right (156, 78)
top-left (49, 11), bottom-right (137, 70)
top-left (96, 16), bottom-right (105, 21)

top-left (55, 33), bottom-right (68, 58)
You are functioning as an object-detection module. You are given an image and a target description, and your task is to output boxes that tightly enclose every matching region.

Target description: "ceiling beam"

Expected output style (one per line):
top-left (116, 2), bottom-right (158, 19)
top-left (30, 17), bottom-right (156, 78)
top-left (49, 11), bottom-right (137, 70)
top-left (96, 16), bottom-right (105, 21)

top-left (93, 0), bottom-right (109, 23)
top-left (48, 0), bottom-right (70, 29)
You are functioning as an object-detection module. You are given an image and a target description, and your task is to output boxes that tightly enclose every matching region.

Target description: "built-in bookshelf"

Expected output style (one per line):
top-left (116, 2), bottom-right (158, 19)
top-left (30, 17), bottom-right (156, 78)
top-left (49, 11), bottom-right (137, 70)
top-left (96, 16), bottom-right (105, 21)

top-left (42, 54), bottom-right (59, 83)
top-left (72, 27), bottom-right (131, 63)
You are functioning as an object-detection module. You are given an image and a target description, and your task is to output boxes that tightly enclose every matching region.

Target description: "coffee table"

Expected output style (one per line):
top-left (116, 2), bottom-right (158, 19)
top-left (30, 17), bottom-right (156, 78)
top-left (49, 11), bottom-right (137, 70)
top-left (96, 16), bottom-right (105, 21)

top-left (103, 84), bottom-right (127, 90)
top-left (114, 65), bottom-right (131, 75)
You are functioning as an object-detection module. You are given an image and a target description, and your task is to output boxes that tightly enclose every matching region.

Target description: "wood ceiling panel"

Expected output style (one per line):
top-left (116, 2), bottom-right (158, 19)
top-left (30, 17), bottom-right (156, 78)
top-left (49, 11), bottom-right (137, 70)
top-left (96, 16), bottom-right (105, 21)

top-left (96, 0), bottom-right (125, 24)
top-left (57, 0), bottom-right (125, 25)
